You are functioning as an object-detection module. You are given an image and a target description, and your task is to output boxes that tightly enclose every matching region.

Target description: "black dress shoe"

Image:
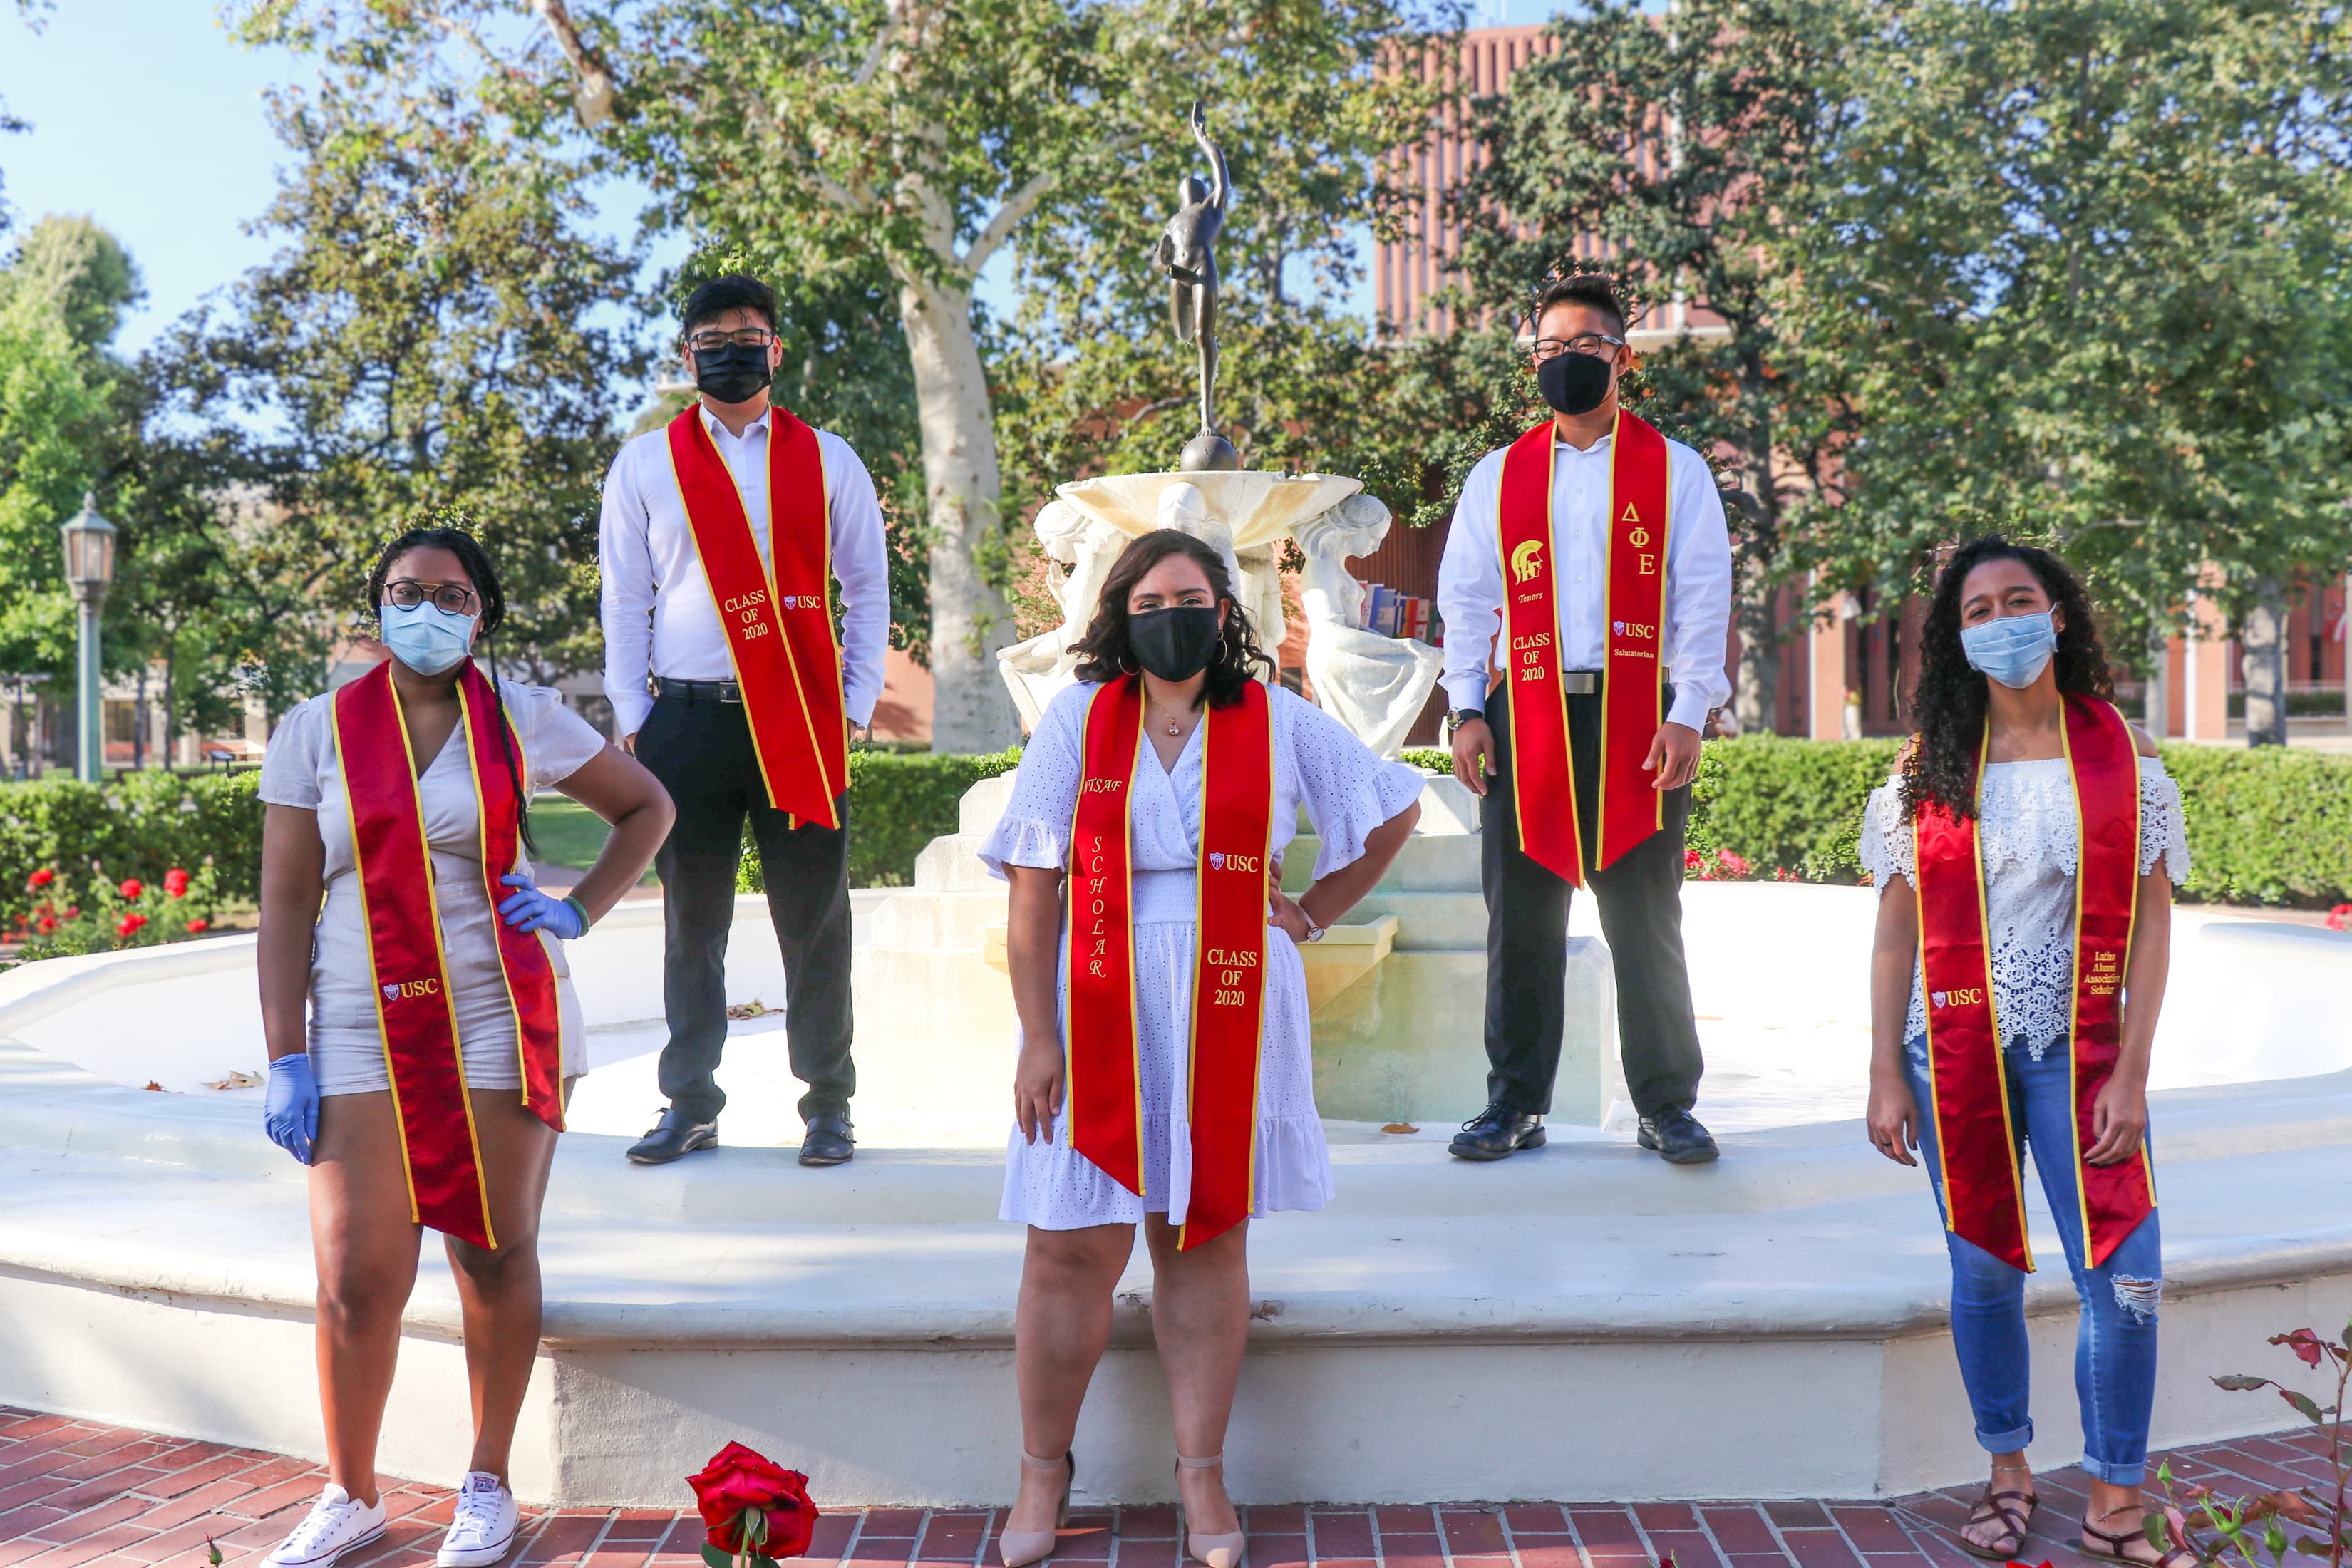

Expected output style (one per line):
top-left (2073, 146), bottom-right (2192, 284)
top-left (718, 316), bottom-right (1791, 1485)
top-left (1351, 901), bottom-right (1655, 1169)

top-left (1448, 1103), bottom-right (1547, 1162)
top-left (1637, 1107), bottom-right (1721, 1165)
top-left (627, 1107), bottom-right (718, 1165)
top-left (799, 1112), bottom-right (855, 1167)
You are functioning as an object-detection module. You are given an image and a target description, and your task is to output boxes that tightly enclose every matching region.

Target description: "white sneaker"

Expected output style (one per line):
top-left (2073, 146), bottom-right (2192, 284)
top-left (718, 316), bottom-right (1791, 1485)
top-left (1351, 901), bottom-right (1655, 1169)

top-left (265, 1485), bottom-right (388, 1568)
top-left (435, 1472), bottom-right (520, 1568)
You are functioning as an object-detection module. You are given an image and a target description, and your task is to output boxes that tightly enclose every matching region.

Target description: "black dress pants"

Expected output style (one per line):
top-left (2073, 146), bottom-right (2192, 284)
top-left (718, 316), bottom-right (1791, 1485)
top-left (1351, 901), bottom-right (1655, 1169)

top-left (638, 690), bottom-right (855, 1125)
top-left (1480, 684), bottom-right (1705, 1119)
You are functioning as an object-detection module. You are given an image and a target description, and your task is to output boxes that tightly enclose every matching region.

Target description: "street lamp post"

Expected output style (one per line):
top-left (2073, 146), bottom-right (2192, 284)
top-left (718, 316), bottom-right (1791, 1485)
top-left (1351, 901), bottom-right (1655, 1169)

top-left (60, 493), bottom-right (117, 783)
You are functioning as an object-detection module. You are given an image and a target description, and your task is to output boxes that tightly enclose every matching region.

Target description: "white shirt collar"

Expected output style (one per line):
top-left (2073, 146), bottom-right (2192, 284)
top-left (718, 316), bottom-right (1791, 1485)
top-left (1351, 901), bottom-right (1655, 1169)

top-left (1554, 429), bottom-right (1614, 455)
top-left (700, 404), bottom-right (773, 443)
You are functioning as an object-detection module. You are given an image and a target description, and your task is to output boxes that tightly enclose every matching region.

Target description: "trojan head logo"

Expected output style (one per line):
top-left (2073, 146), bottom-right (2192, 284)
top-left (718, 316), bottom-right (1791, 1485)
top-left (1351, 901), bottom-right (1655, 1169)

top-left (1508, 540), bottom-right (1543, 585)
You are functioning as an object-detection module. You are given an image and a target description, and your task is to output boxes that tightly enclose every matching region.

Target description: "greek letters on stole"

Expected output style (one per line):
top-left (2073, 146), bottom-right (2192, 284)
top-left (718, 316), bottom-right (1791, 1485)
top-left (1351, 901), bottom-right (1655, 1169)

top-left (1494, 410), bottom-right (1670, 884)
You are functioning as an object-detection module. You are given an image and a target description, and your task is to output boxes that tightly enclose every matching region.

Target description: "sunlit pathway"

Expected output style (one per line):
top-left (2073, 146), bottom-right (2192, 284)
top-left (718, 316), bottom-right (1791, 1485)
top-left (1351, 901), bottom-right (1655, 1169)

top-left (0, 1408), bottom-right (2326, 1568)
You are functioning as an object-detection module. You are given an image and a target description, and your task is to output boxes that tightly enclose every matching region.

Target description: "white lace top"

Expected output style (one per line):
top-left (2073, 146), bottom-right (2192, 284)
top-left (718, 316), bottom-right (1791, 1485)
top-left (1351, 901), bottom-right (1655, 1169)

top-left (1861, 757), bottom-right (2191, 1053)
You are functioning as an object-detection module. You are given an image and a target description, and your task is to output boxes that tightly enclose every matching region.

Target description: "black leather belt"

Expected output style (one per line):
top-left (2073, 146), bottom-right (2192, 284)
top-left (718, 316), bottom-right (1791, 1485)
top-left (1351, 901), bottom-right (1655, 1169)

top-left (654, 676), bottom-right (743, 703)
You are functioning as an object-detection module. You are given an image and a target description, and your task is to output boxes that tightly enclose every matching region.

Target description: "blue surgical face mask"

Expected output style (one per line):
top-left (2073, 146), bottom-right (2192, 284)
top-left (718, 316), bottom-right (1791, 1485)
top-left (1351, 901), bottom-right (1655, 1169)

top-left (1959, 609), bottom-right (2058, 690)
top-left (380, 601), bottom-right (477, 676)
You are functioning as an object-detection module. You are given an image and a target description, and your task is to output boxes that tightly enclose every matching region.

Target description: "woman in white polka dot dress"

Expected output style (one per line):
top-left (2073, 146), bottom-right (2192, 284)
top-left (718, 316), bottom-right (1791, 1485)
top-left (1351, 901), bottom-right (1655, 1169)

top-left (984, 530), bottom-right (1423, 1568)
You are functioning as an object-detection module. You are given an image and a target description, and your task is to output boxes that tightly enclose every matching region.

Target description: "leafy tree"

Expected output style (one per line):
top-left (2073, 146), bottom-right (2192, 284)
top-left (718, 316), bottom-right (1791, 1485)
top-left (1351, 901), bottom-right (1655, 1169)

top-left (0, 217), bottom-right (135, 688)
top-left (1454, 0), bottom-right (1860, 735)
top-left (177, 68), bottom-right (644, 703)
top-left (233, 0), bottom-right (1449, 752)
top-left (1793, 0), bottom-right (2352, 745)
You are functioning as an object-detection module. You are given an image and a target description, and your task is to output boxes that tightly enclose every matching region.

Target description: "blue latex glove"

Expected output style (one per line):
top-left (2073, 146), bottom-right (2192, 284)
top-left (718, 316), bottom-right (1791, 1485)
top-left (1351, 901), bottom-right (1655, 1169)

top-left (265, 1053), bottom-right (319, 1165)
top-left (499, 873), bottom-right (587, 939)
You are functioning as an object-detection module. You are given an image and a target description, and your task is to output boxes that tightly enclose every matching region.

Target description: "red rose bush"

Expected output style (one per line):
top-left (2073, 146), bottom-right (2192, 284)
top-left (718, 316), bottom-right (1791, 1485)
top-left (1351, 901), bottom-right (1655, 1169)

top-left (686, 1442), bottom-right (818, 1568)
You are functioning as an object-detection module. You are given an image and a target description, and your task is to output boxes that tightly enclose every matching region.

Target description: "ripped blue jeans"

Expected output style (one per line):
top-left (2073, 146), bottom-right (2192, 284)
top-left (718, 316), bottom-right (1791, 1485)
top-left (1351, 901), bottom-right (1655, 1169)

top-left (1904, 1034), bottom-right (2163, 1485)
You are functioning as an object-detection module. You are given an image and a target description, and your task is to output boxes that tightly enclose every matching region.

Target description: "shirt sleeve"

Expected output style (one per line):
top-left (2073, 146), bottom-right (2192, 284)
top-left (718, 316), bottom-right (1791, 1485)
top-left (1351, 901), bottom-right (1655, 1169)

top-left (977, 683), bottom-right (1089, 878)
top-left (1857, 778), bottom-right (1913, 889)
top-left (824, 433), bottom-right (891, 729)
top-left (257, 696), bottom-right (327, 809)
top-left (598, 437), bottom-right (659, 738)
top-left (1281, 690), bottom-right (1427, 880)
top-left (2138, 755), bottom-right (2191, 884)
top-left (1663, 443), bottom-right (1733, 732)
top-left (1437, 449), bottom-right (1506, 715)
top-left (505, 682), bottom-right (611, 790)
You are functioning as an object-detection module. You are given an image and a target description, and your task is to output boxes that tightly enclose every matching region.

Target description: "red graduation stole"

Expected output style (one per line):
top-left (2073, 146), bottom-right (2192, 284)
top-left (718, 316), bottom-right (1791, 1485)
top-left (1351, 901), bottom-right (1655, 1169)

top-left (1912, 693), bottom-right (2155, 1272)
top-left (331, 660), bottom-right (565, 1251)
top-left (1493, 410), bottom-right (1671, 885)
top-left (665, 404), bottom-right (848, 829)
top-left (1065, 676), bottom-right (1276, 1251)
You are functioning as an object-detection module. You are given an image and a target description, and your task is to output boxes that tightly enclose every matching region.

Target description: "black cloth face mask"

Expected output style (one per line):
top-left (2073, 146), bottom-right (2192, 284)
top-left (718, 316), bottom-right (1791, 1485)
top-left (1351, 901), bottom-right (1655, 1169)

top-left (1537, 350), bottom-right (1614, 417)
top-left (1128, 605), bottom-right (1224, 682)
top-left (691, 343), bottom-right (773, 406)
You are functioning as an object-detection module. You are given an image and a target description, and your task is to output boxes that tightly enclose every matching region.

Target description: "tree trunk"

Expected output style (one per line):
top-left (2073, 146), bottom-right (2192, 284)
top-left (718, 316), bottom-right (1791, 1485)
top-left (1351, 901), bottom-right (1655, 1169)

top-left (899, 275), bottom-right (1021, 753)
top-left (1733, 581), bottom-right (1778, 735)
top-left (2242, 575), bottom-right (2289, 748)
top-left (2141, 625), bottom-right (2169, 741)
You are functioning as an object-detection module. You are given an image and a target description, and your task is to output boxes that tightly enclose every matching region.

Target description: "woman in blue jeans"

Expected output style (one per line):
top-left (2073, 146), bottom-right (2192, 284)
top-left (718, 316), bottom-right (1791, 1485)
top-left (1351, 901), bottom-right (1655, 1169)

top-left (1863, 538), bottom-right (2189, 1566)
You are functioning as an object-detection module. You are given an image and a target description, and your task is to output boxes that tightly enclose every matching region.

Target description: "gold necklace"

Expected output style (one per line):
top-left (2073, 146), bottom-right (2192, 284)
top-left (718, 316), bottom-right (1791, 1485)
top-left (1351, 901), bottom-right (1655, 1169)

top-left (1150, 702), bottom-right (1186, 738)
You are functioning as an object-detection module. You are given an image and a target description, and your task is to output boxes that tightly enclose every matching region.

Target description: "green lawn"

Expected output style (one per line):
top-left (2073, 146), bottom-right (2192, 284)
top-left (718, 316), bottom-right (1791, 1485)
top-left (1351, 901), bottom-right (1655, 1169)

top-left (528, 796), bottom-right (659, 882)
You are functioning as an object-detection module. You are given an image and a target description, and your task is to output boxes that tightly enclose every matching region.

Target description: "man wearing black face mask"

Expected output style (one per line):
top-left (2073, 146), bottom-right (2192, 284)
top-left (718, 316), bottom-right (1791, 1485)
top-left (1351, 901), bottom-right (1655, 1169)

top-left (598, 274), bottom-right (890, 1169)
top-left (1435, 272), bottom-right (1733, 1166)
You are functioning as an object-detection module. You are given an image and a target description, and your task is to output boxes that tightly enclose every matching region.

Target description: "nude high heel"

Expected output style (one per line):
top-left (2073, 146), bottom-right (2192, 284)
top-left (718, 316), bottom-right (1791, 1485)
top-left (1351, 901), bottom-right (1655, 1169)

top-left (997, 1451), bottom-right (1074, 1568)
top-left (1175, 1453), bottom-right (1246, 1568)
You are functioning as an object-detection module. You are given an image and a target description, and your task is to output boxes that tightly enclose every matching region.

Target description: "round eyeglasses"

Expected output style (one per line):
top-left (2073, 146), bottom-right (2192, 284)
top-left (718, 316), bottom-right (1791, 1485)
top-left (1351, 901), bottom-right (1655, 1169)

top-left (385, 579), bottom-right (479, 615)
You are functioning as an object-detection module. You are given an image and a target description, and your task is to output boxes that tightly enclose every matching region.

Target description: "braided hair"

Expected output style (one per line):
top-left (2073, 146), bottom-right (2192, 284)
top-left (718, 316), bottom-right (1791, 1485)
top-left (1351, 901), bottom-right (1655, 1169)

top-left (364, 525), bottom-right (537, 857)
top-left (1902, 535), bottom-right (2114, 824)
top-left (1070, 530), bottom-right (1276, 706)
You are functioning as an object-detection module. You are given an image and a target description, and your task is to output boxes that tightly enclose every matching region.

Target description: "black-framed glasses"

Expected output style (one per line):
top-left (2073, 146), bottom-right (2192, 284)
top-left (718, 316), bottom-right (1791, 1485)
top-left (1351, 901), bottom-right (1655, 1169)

top-left (386, 579), bottom-right (478, 615)
top-left (686, 329), bottom-right (778, 351)
top-left (1530, 332), bottom-right (1626, 362)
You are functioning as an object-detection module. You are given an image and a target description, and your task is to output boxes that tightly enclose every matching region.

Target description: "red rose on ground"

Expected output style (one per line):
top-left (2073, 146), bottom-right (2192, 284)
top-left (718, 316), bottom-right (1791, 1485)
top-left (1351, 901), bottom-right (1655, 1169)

top-left (26, 867), bottom-right (53, 889)
top-left (164, 868), bottom-right (190, 898)
top-left (187, 918), bottom-right (210, 934)
top-left (686, 1443), bottom-right (817, 1563)
top-left (119, 878), bottom-right (143, 899)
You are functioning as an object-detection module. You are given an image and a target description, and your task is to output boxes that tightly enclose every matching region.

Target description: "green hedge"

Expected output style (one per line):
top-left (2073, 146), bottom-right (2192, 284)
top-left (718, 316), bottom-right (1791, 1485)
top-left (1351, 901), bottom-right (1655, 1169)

top-left (738, 748), bottom-right (1026, 892)
top-left (2158, 743), bottom-right (2352, 905)
top-left (0, 770), bottom-right (264, 919)
top-left (22, 736), bottom-right (2352, 919)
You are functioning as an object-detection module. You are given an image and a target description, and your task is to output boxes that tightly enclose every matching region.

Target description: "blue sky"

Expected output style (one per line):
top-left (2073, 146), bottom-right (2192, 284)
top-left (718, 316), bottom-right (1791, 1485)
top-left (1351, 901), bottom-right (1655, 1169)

top-left (1, 0), bottom-right (1564, 363)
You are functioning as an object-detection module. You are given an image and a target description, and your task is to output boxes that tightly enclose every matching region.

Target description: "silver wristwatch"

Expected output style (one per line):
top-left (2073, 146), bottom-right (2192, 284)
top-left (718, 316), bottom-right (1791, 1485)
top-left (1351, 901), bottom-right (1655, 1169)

top-left (1300, 908), bottom-right (1327, 944)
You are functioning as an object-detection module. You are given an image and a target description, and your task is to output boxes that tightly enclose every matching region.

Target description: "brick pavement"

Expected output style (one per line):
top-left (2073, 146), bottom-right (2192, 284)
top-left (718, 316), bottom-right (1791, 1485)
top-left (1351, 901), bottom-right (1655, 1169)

top-left (0, 1408), bottom-right (2333, 1568)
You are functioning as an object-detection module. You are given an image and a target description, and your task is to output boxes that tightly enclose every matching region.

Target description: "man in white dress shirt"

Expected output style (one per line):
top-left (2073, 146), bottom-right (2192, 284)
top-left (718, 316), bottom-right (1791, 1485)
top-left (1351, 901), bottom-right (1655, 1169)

top-left (1437, 274), bottom-right (1733, 1165)
top-left (599, 275), bottom-right (889, 1167)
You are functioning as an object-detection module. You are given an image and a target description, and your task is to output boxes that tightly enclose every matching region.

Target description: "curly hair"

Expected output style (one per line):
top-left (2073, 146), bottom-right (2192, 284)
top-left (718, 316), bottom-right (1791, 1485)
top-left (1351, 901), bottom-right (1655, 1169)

top-left (365, 525), bottom-right (534, 855)
top-left (1069, 529), bottom-right (1275, 708)
top-left (1902, 535), bottom-right (2113, 823)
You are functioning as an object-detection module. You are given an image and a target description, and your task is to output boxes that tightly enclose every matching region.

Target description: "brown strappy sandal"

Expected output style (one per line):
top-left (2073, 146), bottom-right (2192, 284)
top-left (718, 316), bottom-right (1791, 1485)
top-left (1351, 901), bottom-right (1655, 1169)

top-left (1955, 1465), bottom-right (2039, 1562)
top-left (2080, 1505), bottom-right (2192, 1567)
